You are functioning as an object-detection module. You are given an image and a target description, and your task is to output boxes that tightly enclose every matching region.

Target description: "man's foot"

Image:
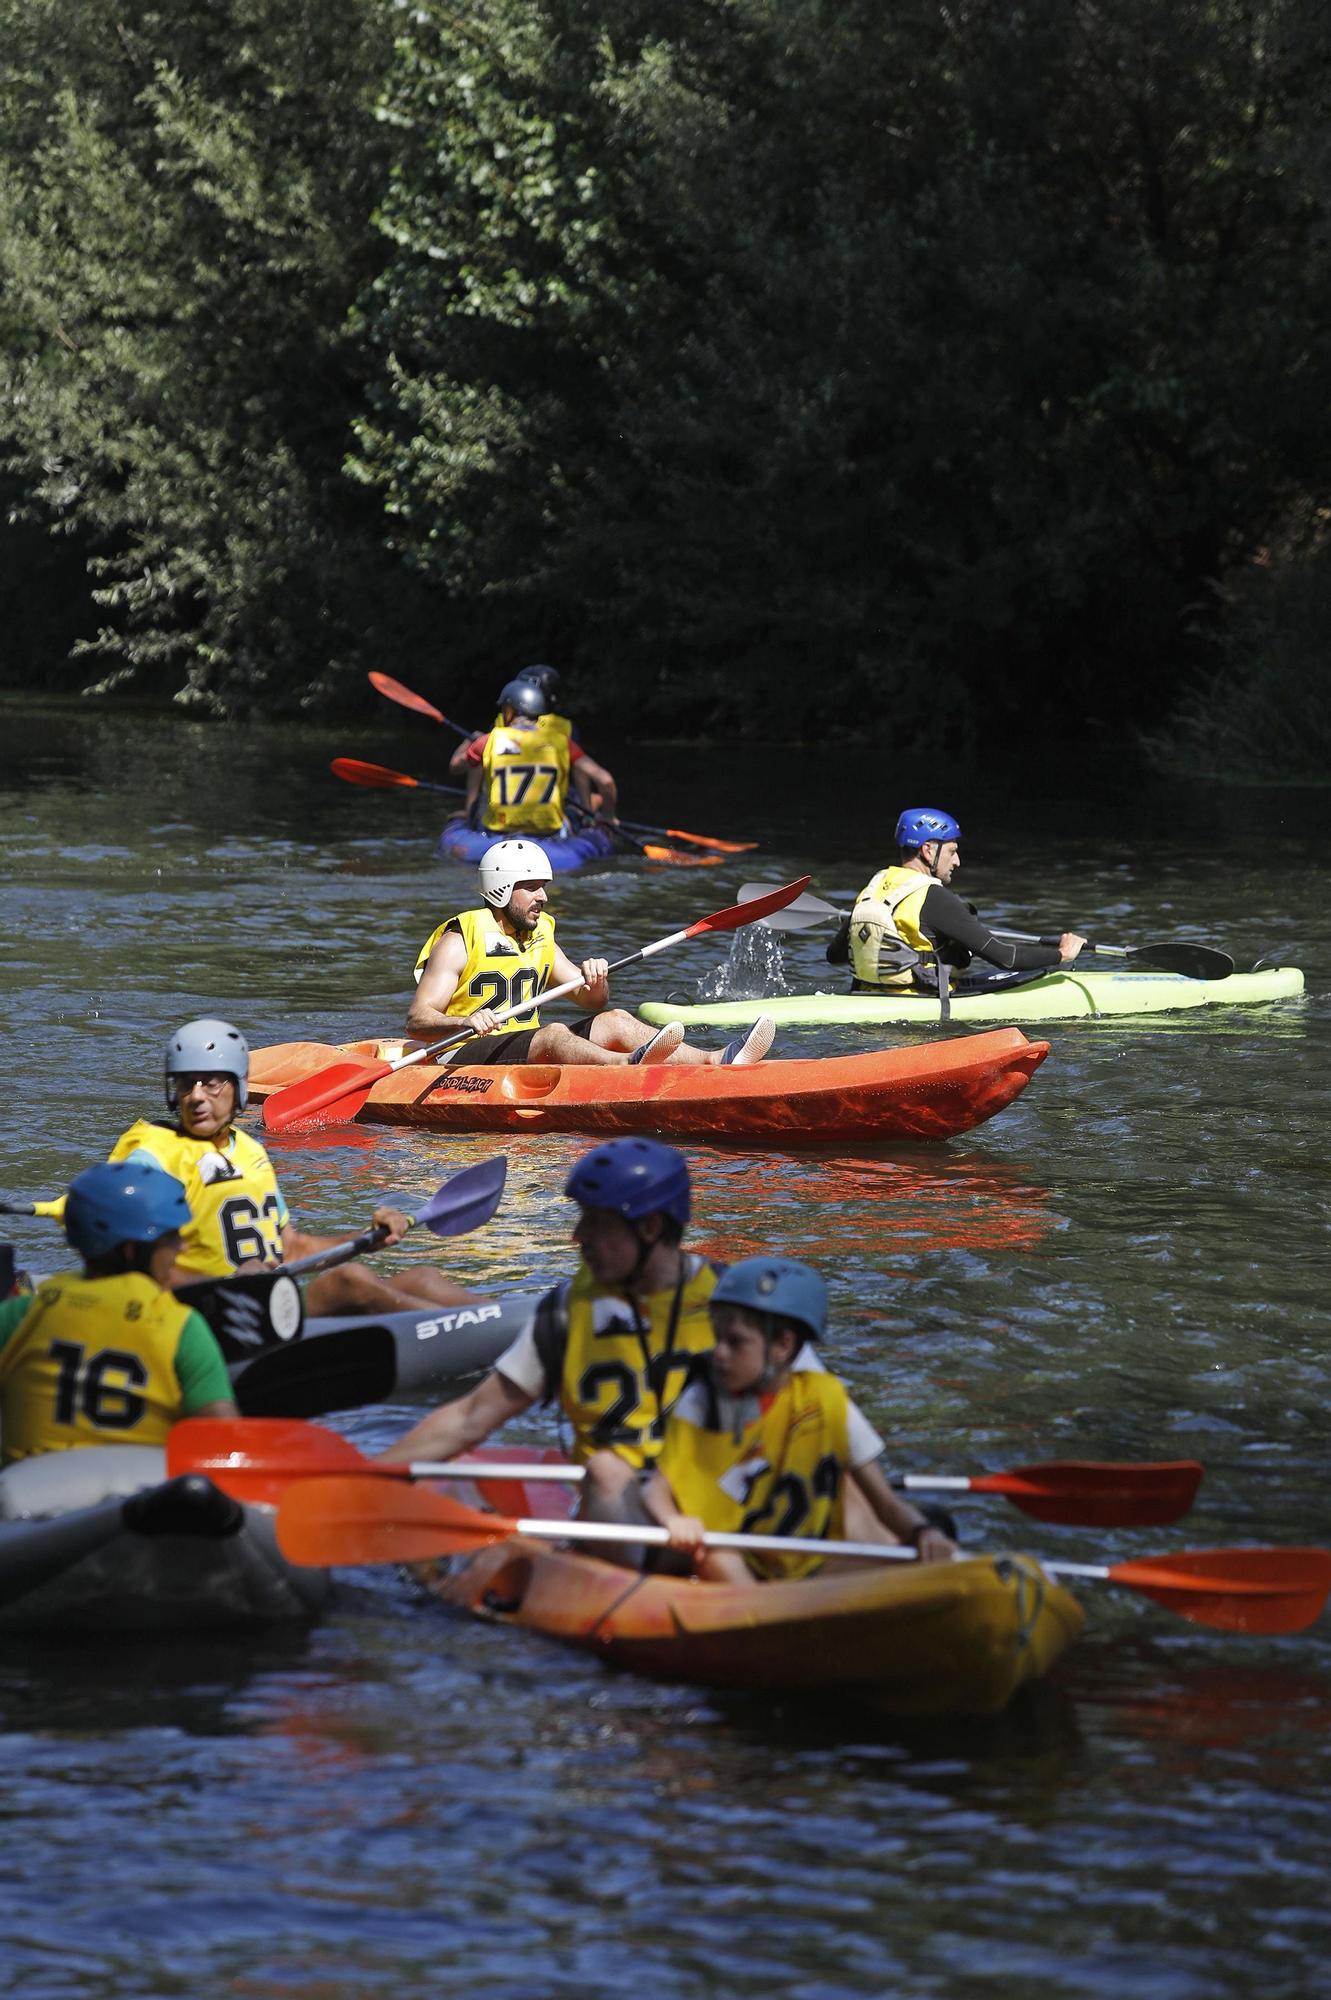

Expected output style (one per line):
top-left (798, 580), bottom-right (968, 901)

top-left (628, 1020), bottom-right (685, 1065)
top-left (718, 1015), bottom-right (776, 1066)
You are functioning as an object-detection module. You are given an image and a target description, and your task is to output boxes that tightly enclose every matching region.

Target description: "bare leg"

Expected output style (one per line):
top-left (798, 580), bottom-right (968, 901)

top-left (533, 1010), bottom-right (717, 1067)
top-left (304, 1262), bottom-right (481, 1316)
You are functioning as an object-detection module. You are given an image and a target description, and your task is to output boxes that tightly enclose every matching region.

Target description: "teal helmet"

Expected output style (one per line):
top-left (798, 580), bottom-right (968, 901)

top-left (710, 1256), bottom-right (827, 1345)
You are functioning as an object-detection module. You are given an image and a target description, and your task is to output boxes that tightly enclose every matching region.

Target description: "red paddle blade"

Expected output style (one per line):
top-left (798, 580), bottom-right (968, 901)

top-left (1107, 1547), bottom-right (1331, 1634)
top-left (969, 1460), bottom-right (1204, 1527)
top-left (368, 672), bottom-right (445, 724)
top-left (332, 757), bottom-right (421, 790)
top-left (276, 1476), bottom-right (515, 1567)
top-left (262, 1058), bottom-right (388, 1134)
top-left (168, 1417), bottom-right (373, 1505)
top-left (665, 828), bottom-right (758, 853)
top-left (685, 874), bottom-right (811, 939)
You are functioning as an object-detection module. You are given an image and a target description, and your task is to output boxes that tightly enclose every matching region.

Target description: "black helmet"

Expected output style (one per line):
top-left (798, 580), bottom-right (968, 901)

top-left (523, 664), bottom-right (561, 701)
top-left (498, 678), bottom-right (545, 719)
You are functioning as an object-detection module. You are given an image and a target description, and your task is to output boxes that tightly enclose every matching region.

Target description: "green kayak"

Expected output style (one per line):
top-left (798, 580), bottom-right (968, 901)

top-left (639, 966), bottom-right (1305, 1030)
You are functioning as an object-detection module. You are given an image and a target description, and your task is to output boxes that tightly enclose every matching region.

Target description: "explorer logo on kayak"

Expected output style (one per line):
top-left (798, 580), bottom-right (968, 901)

top-left (413, 1303), bottom-right (504, 1341)
top-left (435, 1075), bottom-right (495, 1094)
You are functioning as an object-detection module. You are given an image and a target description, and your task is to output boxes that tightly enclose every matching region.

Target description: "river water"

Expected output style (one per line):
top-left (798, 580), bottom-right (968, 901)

top-left (2, 699), bottom-right (1329, 1999)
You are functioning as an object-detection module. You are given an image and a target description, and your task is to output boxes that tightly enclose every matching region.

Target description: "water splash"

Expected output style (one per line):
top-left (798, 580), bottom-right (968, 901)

top-left (692, 925), bottom-right (794, 1000)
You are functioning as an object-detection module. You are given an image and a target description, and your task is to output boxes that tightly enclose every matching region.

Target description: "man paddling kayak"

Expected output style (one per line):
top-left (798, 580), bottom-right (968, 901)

top-left (835, 808), bottom-right (1087, 995)
top-left (107, 1020), bottom-right (481, 1315)
top-left (451, 673), bottom-right (620, 834)
top-left (379, 1141), bottom-right (733, 1524)
top-left (380, 1143), bottom-right (945, 1566)
top-left (0, 1161), bottom-right (237, 1463)
top-left (409, 840), bottom-right (775, 1067)
top-left (642, 1257), bottom-right (954, 1578)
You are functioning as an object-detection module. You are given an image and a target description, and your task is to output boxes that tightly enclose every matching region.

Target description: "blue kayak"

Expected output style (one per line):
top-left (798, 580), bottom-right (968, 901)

top-left (436, 818), bottom-right (619, 871)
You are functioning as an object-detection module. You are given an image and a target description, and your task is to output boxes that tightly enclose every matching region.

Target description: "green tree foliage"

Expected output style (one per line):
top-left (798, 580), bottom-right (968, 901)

top-left (0, 0), bottom-right (431, 711)
top-left (352, 0), bottom-right (1331, 743)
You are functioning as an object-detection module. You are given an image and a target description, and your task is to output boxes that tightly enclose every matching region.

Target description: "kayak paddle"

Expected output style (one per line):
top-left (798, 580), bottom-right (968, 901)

top-left (737, 882), bottom-right (1235, 977)
top-left (169, 1420), bottom-right (1203, 1527)
top-left (279, 1155), bottom-right (506, 1280)
top-left (370, 670), bottom-right (755, 853)
top-left (272, 1478), bottom-right (1331, 1633)
top-left (368, 671), bottom-right (472, 739)
top-left (894, 1458), bottom-right (1204, 1528)
top-left (260, 874), bottom-right (811, 1133)
top-left (333, 756), bottom-right (466, 801)
top-left (333, 757), bottom-right (714, 868)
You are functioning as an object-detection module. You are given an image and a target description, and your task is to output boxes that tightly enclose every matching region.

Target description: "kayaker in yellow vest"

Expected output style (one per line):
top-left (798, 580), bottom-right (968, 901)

top-left (450, 666), bottom-right (620, 825)
top-left (409, 839), bottom-right (775, 1067)
top-left (380, 1141), bottom-right (732, 1528)
top-left (840, 807), bottom-right (1087, 993)
top-left (107, 1019), bottom-right (482, 1315)
top-left (0, 1161), bottom-right (238, 1464)
top-left (641, 1257), bottom-right (954, 1581)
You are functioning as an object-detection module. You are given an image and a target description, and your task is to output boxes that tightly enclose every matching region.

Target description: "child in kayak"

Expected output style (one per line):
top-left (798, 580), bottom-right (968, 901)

top-left (640, 1256), bottom-right (955, 1580)
top-left (0, 1161), bottom-right (238, 1464)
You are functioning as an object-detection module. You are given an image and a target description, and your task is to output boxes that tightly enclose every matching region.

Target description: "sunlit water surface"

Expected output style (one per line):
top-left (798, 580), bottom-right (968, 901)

top-left (1, 701), bottom-right (1328, 1999)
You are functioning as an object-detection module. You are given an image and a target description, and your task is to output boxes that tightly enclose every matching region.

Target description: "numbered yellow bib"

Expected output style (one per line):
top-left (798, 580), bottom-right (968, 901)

top-left (413, 906), bottom-right (557, 1027)
top-left (108, 1122), bottom-right (288, 1278)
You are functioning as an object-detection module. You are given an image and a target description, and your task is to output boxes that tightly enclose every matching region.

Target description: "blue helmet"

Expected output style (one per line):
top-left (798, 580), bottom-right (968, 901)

top-left (711, 1256), bottom-right (827, 1345)
top-left (165, 1017), bottom-right (250, 1111)
top-left (64, 1161), bottom-right (191, 1260)
top-left (522, 663), bottom-right (561, 701)
top-left (498, 678), bottom-right (546, 719)
top-left (564, 1139), bottom-right (691, 1229)
top-left (895, 807), bottom-right (961, 851)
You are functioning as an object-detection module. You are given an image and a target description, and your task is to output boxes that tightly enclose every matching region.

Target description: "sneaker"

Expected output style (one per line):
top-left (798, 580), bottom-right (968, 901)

top-left (628, 1020), bottom-right (685, 1066)
top-left (719, 1015), bottom-right (776, 1066)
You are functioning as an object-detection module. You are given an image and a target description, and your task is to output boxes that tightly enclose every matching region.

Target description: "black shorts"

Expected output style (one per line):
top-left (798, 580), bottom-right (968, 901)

top-left (446, 1016), bottom-right (598, 1067)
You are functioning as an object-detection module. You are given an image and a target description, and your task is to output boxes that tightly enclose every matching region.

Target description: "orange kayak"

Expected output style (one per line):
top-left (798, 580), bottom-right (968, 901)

top-left (420, 1532), bottom-right (1083, 1716)
top-left (248, 1029), bottom-right (1048, 1144)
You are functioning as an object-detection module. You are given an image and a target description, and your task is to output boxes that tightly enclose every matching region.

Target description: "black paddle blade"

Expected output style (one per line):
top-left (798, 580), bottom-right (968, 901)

top-left (1120, 944), bottom-right (1234, 980)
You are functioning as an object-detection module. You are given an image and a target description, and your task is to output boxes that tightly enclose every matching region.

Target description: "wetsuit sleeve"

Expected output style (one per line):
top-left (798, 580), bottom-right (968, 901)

top-left (0, 1295), bottom-right (30, 1355)
top-left (919, 884), bottom-right (1064, 972)
top-left (174, 1311), bottom-right (234, 1411)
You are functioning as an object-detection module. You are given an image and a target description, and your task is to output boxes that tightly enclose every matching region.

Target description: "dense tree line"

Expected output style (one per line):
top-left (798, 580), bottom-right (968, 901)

top-left (3, 0), bottom-right (1330, 773)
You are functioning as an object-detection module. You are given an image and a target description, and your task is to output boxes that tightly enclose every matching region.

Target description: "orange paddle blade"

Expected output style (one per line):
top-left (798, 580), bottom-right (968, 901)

top-left (331, 757), bottom-right (422, 790)
top-left (262, 1058), bottom-right (389, 1134)
top-left (277, 1476), bottom-right (513, 1566)
top-left (968, 1460), bottom-right (1204, 1528)
top-left (1106, 1547), bottom-right (1331, 1634)
top-left (368, 672), bottom-right (445, 723)
top-left (168, 1417), bottom-right (381, 1505)
top-left (642, 844), bottom-right (723, 867)
top-left (664, 828), bottom-right (758, 853)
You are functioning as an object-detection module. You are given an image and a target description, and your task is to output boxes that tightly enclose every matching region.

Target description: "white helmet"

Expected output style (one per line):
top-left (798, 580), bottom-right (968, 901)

top-left (479, 839), bottom-right (554, 909)
top-left (165, 1018), bottom-right (250, 1110)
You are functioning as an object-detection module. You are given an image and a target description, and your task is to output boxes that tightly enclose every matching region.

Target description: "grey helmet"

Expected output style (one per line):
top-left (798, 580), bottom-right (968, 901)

top-left (164, 1017), bottom-right (250, 1110)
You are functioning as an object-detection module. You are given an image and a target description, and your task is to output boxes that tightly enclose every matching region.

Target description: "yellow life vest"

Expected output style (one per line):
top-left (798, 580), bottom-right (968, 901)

top-left (481, 712), bottom-right (572, 832)
top-left (412, 906), bottom-right (557, 1027)
top-left (658, 1366), bottom-right (852, 1579)
top-left (0, 1271), bottom-right (196, 1461)
top-left (558, 1255), bottom-right (719, 1468)
top-left (108, 1122), bottom-right (288, 1279)
top-left (850, 865), bottom-right (935, 989)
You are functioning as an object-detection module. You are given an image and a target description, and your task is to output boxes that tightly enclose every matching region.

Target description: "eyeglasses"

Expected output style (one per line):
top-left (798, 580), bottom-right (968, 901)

top-left (175, 1074), bottom-right (234, 1095)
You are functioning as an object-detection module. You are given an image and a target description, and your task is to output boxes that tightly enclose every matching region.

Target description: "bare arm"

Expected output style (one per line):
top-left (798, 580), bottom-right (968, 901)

top-left (572, 752), bottom-right (618, 820)
top-left (853, 1458), bottom-right (954, 1562)
top-left (550, 943), bottom-right (609, 1014)
top-left (407, 928), bottom-right (491, 1038)
top-left (378, 1370), bottom-right (535, 1465)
